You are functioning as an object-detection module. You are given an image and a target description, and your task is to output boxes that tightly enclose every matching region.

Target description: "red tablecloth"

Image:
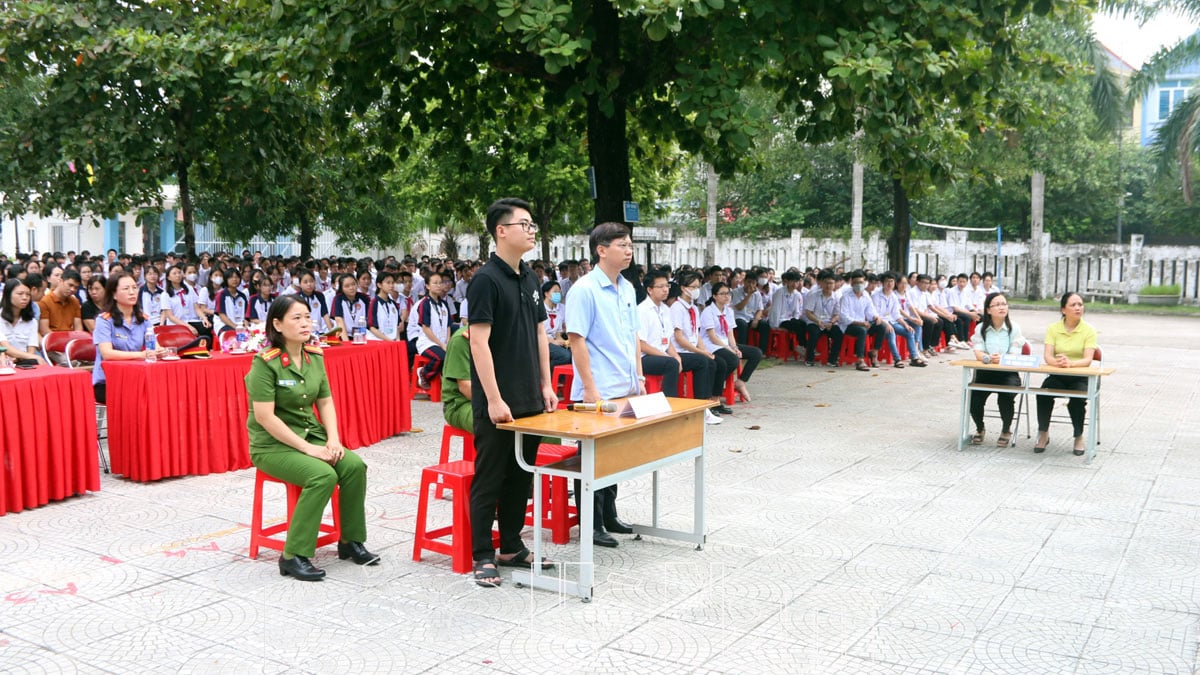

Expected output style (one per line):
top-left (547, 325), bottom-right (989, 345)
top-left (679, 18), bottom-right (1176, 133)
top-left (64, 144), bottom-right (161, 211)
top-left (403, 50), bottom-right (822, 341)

top-left (104, 341), bottom-right (411, 482)
top-left (0, 366), bottom-right (100, 515)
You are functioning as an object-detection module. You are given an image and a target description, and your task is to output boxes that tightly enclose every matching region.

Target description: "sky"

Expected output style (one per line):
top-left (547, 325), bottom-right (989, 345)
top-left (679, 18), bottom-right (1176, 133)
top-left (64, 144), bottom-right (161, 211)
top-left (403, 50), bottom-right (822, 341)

top-left (1092, 9), bottom-right (1198, 68)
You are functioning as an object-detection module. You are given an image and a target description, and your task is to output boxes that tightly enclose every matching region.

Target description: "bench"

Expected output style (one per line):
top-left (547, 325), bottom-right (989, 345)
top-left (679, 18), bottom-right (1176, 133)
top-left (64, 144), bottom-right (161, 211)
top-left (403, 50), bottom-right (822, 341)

top-left (1085, 280), bottom-right (1124, 304)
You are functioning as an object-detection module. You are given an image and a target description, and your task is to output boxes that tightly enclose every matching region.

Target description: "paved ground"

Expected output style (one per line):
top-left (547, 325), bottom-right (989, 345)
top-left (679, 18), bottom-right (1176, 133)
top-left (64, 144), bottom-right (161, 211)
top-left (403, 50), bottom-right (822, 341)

top-left (2, 308), bottom-right (1199, 674)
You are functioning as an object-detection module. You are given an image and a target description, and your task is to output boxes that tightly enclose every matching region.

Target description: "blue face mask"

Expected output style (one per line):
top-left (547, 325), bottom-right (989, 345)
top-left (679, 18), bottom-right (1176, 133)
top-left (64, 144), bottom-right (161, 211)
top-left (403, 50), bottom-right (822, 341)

top-left (550, 292), bottom-right (562, 304)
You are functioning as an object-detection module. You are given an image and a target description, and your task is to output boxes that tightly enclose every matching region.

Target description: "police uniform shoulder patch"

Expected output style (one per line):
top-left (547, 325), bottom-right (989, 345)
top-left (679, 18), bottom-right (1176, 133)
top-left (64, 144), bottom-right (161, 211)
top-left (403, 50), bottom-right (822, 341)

top-left (302, 344), bottom-right (324, 356)
top-left (259, 347), bottom-right (282, 362)
top-left (99, 312), bottom-right (111, 320)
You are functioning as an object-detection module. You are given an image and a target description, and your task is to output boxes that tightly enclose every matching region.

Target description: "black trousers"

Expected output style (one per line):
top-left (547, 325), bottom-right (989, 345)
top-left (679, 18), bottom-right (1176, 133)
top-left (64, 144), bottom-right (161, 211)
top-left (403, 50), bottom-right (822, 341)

top-left (970, 370), bottom-right (1020, 432)
top-left (921, 317), bottom-right (942, 350)
top-left (678, 352), bottom-right (716, 399)
top-left (833, 324), bottom-right (885, 358)
top-left (734, 319), bottom-right (771, 351)
top-left (1037, 374), bottom-right (1089, 437)
top-left (641, 355), bottom-right (680, 397)
top-left (805, 325), bottom-right (842, 365)
top-left (779, 319), bottom-right (806, 345)
top-left (953, 312), bottom-right (974, 341)
top-left (470, 412), bottom-right (541, 562)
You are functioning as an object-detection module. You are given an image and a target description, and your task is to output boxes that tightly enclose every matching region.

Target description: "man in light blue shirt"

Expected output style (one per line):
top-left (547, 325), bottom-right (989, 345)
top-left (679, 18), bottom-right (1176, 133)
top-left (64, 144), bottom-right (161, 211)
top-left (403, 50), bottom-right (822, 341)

top-left (566, 222), bottom-right (645, 548)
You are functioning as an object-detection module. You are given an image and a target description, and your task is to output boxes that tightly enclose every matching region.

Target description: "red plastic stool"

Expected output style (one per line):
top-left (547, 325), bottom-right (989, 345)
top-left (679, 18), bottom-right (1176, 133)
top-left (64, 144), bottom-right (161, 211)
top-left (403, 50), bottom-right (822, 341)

top-left (412, 461), bottom-right (476, 573)
top-left (767, 328), bottom-right (800, 362)
top-left (411, 354), bottom-right (442, 402)
top-left (552, 364), bottom-right (574, 409)
top-left (524, 443), bottom-right (580, 544)
top-left (870, 335), bottom-right (894, 365)
top-left (437, 425), bottom-right (476, 499)
top-left (645, 374), bottom-right (664, 394)
top-left (249, 469), bottom-right (341, 559)
top-left (812, 333), bottom-right (830, 364)
top-left (721, 365), bottom-right (747, 405)
top-left (839, 335), bottom-right (873, 367)
top-left (678, 371), bottom-right (694, 398)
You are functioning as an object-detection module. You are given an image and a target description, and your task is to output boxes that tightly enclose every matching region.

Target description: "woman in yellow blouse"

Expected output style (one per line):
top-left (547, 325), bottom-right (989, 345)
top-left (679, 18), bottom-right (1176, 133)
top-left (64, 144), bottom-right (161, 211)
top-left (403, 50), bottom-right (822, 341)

top-left (1035, 292), bottom-right (1097, 456)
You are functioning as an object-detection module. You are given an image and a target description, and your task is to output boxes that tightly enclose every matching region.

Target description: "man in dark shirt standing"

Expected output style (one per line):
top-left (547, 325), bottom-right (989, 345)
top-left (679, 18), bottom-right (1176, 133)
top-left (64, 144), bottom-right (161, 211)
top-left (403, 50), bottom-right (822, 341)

top-left (466, 197), bottom-right (558, 587)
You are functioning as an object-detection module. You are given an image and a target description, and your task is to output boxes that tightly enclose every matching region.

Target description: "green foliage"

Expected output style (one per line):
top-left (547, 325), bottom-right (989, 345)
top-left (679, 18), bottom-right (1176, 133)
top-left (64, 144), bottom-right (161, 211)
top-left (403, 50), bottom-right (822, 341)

top-left (1139, 283), bottom-right (1182, 295)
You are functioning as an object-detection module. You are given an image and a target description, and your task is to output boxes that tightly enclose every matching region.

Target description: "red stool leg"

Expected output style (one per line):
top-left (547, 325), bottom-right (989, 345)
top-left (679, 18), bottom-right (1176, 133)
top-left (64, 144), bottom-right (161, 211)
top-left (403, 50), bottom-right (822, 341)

top-left (249, 470), bottom-right (267, 559)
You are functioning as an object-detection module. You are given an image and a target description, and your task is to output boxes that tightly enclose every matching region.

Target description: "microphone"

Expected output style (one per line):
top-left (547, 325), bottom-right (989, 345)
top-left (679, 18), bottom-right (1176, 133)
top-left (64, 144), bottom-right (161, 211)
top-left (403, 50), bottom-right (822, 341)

top-left (568, 401), bottom-right (618, 413)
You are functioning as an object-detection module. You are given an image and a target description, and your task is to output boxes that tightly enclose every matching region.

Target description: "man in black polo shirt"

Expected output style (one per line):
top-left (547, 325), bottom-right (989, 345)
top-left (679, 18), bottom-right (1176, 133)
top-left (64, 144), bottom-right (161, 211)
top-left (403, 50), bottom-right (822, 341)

top-left (466, 197), bottom-right (558, 587)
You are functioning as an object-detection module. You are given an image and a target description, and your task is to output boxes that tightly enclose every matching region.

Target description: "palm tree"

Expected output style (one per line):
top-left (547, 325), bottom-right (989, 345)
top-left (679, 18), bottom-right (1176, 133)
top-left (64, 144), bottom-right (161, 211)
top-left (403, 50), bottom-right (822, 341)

top-left (1125, 4), bottom-right (1200, 201)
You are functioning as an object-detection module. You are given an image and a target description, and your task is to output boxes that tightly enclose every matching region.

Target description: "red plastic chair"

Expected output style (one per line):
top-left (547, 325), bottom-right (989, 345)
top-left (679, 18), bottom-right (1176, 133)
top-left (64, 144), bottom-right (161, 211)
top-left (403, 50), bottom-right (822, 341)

top-left (154, 324), bottom-right (199, 349)
top-left (552, 364), bottom-right (574, 409)
top-left (42, 330), bottom-right (92, 365)
top-left (412, 461), bottom-right (476, 574)
top-left (524, 443), bottom-right (580, 544)
top-left (767, 328), bottom-right (800, 362)
top-left (249, 469), bottom-right (341, 559)
top-left (411, 354), bottom-right (442, 402)
top-left (436, 425), bottom-right (475, 499)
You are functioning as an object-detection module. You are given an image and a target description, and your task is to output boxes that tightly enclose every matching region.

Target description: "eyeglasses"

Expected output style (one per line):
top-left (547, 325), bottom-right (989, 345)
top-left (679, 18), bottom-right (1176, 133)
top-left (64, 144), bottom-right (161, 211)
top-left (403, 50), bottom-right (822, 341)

top-left (649, 284), bottom-right (669, 290)
top-left (602, 241), bottom-right (634, 250)
top-left (501, 220), bottom-right (539, 233)
top-left (715, 291), bottom-right (731, 297)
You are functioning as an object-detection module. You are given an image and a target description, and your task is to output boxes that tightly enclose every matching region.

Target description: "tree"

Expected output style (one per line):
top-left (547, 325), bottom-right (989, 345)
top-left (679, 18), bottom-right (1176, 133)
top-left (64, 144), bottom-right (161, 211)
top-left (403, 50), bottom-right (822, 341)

top-left (0, 0), bottom-right (309, 256)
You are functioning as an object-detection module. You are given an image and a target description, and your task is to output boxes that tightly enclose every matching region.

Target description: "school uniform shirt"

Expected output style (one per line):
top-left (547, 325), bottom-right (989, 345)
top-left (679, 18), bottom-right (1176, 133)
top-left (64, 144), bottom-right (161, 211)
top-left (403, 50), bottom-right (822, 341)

top-left (161, 284), bottom-right (200, 323)
top-left (331, 292), bottom-right (370, 332)
top-left (836, 291), bottom-right (878, 331)
top-left (565, 268), bottom-right (640, 401)
top-left (768, 287), bottom-right (803, 328)
top-left (695, 282), bottom-right (713, 308)
top-left (248, 293), bottom-right (274, 323)
top-left (871, 288), bottom-right (902, 323)
top-left (92, 313), bottom-right (150, 385)
top-left (946, 286), bottom-right (968, 311)
top-left (699, 303), bottom-right (737, 353)
top-left (804, 290), bottom-right (839, 326)
top-left (415, 296), bottom-right (451, 353)
top-left (367, 295), bottom-right (401, 340)
top-left (908, 286), bottom-right (930, 314)
top-left (0, 315), bottom-right (38, 352)
top-left (638, 298), bottom-right (674, 353)
top-left (543, 302), bottom-right (566, 340)
top-left (135, 286), bottom-right (163, 325)
top-left (966, 284), bottom-right (986, 311)
top-left (315, 273), bottom-right (333, 295)
top-left (730, 287), bottom-right (764, 324)
top-left (669, 298), bottom-right (703, 354)
top-left (297, 291), bottom-right (330, 334)
top-left (213, 288), bottom-right (250, 332)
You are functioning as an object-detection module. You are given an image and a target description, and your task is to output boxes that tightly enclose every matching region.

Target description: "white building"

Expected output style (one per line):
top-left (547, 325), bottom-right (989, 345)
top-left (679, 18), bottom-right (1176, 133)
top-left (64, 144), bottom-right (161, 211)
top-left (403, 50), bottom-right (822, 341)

top-left (0, 186), bottom-right (180, 257)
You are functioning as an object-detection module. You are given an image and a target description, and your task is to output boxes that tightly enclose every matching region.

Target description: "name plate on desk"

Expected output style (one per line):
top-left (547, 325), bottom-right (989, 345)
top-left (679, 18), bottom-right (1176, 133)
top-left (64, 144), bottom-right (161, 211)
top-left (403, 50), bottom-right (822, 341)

top-left (616, 392), bottom-right (672, 418)
top-left (1000, 354), bottom-right (1040, 367)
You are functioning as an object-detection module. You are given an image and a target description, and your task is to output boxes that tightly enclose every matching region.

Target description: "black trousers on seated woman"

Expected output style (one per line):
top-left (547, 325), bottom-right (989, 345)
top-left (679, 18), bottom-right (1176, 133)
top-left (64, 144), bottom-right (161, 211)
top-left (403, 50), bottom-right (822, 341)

top-left (970, 370), bottom-right (1020, 432)
top-left (94, 383), bottom-right (106, 404)
top-left (1036, 374), bottom-right (1088, 436)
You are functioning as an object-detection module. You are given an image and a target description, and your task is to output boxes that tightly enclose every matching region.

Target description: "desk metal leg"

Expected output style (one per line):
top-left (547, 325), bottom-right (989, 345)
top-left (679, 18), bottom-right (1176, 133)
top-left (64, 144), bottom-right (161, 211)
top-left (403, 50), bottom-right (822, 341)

top-left (578, 439), bottom-right (595, 601)
top-left (958, 367), bottom-right (970, 451)
top-left (693, 449), bottom-right (705, 551)
top-left (1085, 376), bottom-right (1099, 465)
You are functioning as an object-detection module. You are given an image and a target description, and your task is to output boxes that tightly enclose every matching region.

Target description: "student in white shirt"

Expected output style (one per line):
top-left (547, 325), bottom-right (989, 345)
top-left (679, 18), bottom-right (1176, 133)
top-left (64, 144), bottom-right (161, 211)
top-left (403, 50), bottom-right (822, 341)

top-left (731, 273), bottom-right (770, 351)
top-left (948, 273), bottom-right (980, 345)
top-left (541, 280), bottom-right (571, 367)
top-left (668, 271), bottom-right (726, 416)
top-left (700, 282), bottom-right (761, 403)
top-left (160, 264), bottom-right (208, 338)
top-left (803, 269), bottom-right (842, 367)
top-left (872, 272), bottom-right (925, 368)
top-left (769, 270), bottom-right (806, 349)
top-left (138, 265), bottom-right (166, 326)
top-left (835, 270), bottom-right (885, 371)
top-left (413, 270), bottom-right (452, 389)
top-left (638, 269), bottom-right (721, 425)
top-left (366, 272), bottom-right (402, 341)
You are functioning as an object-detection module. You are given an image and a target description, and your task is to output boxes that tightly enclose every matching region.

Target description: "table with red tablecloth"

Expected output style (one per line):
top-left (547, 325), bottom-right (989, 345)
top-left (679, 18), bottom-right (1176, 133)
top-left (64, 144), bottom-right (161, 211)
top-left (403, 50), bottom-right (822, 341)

top-left (104, 341), bottom-right (411, 482)
top-left (0, 366), bottom-right (100, 515)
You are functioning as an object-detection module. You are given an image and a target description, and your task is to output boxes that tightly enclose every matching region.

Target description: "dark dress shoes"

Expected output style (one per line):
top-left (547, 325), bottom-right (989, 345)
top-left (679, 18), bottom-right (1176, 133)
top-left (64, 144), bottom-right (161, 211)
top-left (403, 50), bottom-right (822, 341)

top-left (604, 518), bottom-right (634, 535)
top-left (337, 541), bottom-right (381, 565)
top-left (715, 404), bottom-right (734, 416)
top-left (279, 555), bottom-right (326, 581)
top-left (593, 531), bottom-right (619, 548)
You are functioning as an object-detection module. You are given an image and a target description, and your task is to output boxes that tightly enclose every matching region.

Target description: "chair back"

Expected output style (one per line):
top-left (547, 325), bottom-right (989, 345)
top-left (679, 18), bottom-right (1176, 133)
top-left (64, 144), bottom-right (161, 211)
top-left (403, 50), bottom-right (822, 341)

top-left (65, 338), bottom-right (97, 365)
top-left (42, 330), bottom-right (92, 364)
top-left (1093, 346), bottom-right (1103, 363)
top-left (1020, 342), bottom-right (1031, 356)
top-left (155, 324), bottom-right (198, 349)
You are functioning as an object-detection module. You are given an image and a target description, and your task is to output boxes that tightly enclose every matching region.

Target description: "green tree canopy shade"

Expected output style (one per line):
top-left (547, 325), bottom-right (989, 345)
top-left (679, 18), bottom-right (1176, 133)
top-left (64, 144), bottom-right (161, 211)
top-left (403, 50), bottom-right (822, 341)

top-left (269, 0), bottom-right (1080, 234)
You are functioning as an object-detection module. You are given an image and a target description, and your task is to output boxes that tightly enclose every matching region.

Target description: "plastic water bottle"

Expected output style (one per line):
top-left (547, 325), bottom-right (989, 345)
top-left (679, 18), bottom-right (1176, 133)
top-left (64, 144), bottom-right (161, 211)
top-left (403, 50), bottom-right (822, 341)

top-left (145, 331), bottom-right (157, 362)
top-left (236, 321), bottom-right (249, 352)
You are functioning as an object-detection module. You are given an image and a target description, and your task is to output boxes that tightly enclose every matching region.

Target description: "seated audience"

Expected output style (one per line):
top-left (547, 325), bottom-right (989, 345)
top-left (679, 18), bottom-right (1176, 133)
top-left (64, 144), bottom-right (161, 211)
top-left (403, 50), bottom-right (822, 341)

top-left (803, 269), bottom-right (843, 367)
top-left (541, 280), bottom-right (571, 367)
top-left (92, 273), bottom-right (165, 403)
top-left (700, 281), bottom-right (762, 404)
top-left (969, 292), bottom-right (1026, 447)
top-left (1035, 292), bottom-right (1097, 456)
top-left (0, 279), bottom-right (47, 365)
top-left (38, 269), bottom-right (83, 336)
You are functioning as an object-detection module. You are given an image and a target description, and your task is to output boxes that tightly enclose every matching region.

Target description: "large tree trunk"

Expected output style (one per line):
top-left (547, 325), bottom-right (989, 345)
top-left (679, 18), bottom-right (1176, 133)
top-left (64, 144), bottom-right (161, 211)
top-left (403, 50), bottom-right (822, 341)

top-left (177, 156), bottom-right (196, 257)
top-left (585, 0), bottom-right (632, 227)
top-left (888, 178), bottom-right (910, 273)
top-left (298, 212), bottom-right (314, 260)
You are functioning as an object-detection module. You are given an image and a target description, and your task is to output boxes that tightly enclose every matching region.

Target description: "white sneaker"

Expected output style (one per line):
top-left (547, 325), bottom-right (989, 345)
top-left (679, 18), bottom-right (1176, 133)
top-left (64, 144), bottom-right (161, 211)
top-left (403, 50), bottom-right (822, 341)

top-left (704, 409), bottom-right (723, 425)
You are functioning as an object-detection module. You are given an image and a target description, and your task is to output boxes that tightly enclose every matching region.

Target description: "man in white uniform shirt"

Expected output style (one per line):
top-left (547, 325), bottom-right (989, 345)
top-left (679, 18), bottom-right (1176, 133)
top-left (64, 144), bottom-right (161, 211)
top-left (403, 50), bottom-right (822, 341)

top-left (769, 270), bottom-right (806, 352)
top-left (731, 273), bottom-right (769, 351)
top-left (835, 269), bottom-right (886, 372)
top-left (803, 269), bottom-right (842, 367)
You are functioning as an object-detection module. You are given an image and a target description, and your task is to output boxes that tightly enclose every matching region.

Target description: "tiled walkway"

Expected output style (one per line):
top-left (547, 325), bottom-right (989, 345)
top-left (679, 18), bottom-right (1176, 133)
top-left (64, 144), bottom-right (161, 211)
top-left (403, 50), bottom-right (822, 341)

top-left (2, 309), bottom-right (1198, 673)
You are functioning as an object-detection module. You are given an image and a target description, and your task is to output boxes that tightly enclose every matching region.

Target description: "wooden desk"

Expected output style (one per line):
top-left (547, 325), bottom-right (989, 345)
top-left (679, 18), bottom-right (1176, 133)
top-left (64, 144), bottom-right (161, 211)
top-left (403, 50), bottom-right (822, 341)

top-left (950, 360), bottom-right (1115, 464)
top-left (498, 397), bottom-right (712, 602)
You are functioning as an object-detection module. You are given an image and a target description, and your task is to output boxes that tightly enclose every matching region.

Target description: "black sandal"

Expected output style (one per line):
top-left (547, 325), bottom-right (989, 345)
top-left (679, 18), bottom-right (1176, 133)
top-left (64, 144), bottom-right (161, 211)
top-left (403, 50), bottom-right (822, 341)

top-left (473, 559), bottom-right (501, 587)
top-left (496, 547), bottom-right (555, 569)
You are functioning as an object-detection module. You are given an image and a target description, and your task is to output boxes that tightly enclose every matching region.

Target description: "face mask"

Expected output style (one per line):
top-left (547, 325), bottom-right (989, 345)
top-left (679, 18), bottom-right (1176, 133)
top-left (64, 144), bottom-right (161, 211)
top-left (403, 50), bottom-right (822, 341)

top-left (757, 278), bottom-right (767, 286)
top-left (211, 276), bottom-right (223, 286)
top-left (681, 288), bottom-right (692, 301)
top-left (550, 292), bottom-right (562, 304)
top-left (852, 283), bottom-right (865, 293)
top-left (185, 273), bottom-right (198, 283)
top-left (937, 279), bottom-right (948, 289)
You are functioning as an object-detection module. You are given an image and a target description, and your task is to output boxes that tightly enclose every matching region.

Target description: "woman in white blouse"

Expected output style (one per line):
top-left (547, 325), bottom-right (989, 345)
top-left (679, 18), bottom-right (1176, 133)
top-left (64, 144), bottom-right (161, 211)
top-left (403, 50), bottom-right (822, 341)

top-left (700, 281), bottom-right (762, 403)
top-left (0, 279), bottom-right (47, 364)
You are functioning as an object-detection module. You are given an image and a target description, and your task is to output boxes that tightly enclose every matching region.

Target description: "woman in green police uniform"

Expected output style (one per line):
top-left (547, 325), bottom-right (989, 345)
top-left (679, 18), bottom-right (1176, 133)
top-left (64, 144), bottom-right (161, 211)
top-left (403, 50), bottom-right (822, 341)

top-left (246, 295), bottom-right (379, 581)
